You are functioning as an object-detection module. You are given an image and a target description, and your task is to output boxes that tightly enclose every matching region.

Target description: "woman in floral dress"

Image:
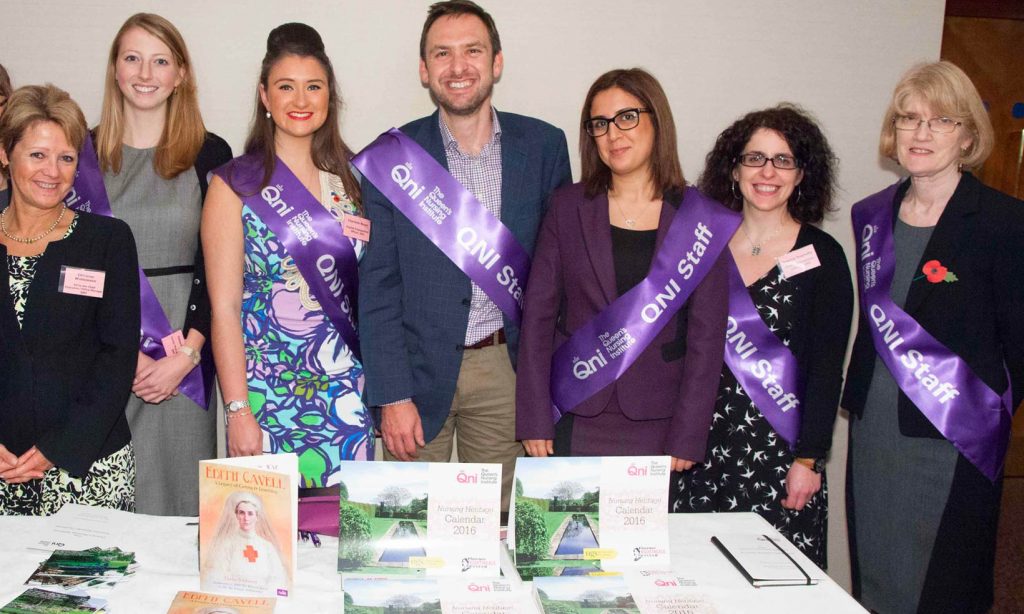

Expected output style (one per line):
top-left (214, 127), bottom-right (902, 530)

top-left (203, 23), bottom-right (372, 487)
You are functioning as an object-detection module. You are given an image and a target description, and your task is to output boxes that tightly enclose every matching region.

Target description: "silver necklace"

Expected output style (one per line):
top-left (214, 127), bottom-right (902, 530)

top-left (611, 194), bottom-right (656, 229)
top-left (0, 205), bottom-right (68, 244)
top-left (740, 222), bottom-right (782, 256)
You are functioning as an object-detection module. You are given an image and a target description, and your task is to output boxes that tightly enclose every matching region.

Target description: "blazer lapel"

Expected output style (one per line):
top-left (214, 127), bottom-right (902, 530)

top-left (499, 121), bottom-right (527, 231)
top-left (903, 173), bottom-right (980, 315)
top-left (18, 239), bottom-right (69, 347)
top-left (579, 192), bottom-right (618, 304)
top-left (415, 110), bottom-right (449, 171)
top-left (653, 194), bottom-right (680, 259)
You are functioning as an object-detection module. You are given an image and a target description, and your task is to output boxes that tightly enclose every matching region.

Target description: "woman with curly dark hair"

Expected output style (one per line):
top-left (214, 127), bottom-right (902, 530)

top-left (674, 104), bottom-right (853, 568)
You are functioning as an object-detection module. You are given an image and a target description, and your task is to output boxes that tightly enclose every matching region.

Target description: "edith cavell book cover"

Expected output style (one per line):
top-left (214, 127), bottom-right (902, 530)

top-left (199, 454), bottom-right (298, 597)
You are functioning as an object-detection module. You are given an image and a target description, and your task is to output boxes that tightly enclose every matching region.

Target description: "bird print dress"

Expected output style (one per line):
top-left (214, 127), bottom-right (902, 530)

top-left (673, 267), bottom-right (828, 568)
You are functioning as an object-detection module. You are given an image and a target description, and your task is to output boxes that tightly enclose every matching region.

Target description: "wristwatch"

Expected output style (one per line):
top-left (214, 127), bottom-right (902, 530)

top-left (224, 399), bottom-right (251, 426)
top-left (794, 457), bottom-right (826, 474)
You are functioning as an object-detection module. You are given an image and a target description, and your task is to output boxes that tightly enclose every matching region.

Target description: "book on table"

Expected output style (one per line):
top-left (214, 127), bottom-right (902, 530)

top-left (711, 534), bottom-right (819, 587)
top-left (166, 591), bottom-right (276, 613)
top-left (198, 454), bottom-right (298, 598)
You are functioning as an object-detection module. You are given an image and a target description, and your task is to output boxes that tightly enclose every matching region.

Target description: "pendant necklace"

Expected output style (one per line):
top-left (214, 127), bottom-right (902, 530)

top-left (612, 194), bottom-right (656, 229)
top-left (740, 221), bottom-right (782, 256)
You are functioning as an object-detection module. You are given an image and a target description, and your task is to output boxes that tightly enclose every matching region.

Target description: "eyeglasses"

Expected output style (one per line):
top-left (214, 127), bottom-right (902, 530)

top-left (735, 152), bottom-right (800, 170)
top-left (892, 115), bottom-right (962, 134)
top-left (584, 108), bottom-right (650, 137)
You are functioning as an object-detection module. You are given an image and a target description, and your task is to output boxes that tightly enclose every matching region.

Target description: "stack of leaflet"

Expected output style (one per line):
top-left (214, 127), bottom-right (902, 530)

top-left (532, 572), bottom-right (718, 614)
top-left (24, 547), bottom-right (137, 593)
top-left (0, 587), bottom-right (109, 613)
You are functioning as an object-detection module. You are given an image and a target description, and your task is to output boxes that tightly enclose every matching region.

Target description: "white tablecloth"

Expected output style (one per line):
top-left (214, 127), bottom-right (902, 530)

top-left (0, 510), bottom-right (865, 613)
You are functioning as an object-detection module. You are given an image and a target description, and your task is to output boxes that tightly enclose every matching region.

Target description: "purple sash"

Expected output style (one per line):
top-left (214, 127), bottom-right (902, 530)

top-left (723, 254), bottom-right (802, 447)
top-left (352, 129), bottom-right (530, 325)
top-left (64, 137), bottom-right (211, 410)
top-left (549, 189), bottom-right (740, 418)
top-left (213, 154), bottom-right (361, 360)
top-left (852, 183), bottom-right (1014, 482)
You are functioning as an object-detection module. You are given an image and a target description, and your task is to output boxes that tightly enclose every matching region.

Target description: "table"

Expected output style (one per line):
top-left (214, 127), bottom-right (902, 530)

top-left (0, 510), bottom-right (865, 613)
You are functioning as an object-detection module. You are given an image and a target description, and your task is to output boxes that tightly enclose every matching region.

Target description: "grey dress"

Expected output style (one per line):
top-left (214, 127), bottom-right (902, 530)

top-left (848, 219), bottom-right (958, 614)
top-left (105, 145), bottom-right (216, 516)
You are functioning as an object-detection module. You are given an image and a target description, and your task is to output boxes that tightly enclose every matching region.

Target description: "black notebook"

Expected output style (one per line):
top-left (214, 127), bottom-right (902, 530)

top-left (711, 534), bottom-right (819, 587)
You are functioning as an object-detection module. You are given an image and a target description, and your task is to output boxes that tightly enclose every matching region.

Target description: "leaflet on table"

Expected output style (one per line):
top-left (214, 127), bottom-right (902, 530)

top-left (337, 461), bottom-right (502, 576)
top-left (0, 588), bottom-right (108, 613)
top-left (27, 504), bottom-right (121, 552)
top-left (199, 454), bottom-right (298, 598)
top-left (166, 591), bottom-right (276, 614)
top-left (510, 457), bottom-right (670, 578)
top-left (342, 575), bottom-right (522, 614)
top-left (24, 547), bottom-right (137, 594)
top-left (533, 573), bottom-right (715, 614)
top-left (711, 534), bottom-right (821, 587)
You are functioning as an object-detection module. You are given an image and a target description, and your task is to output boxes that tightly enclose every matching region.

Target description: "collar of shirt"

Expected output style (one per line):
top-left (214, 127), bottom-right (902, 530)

top-left (439, 106), bottom-right (502, 158)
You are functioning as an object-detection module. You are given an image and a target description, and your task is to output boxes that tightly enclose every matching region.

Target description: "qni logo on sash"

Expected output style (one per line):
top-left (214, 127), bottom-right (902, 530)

top-left (852, 183), bottom-right (1014, 482)
top-left (66, 136), bottom-right (212, 410)
top-left (213, 155), bottom-right (361, 360)
top-left (353, 129), bottom-right (531, 324)
top-left (550, 190), bottom-right (741, 418)
top-left (722, 254), bottom-right (803, 447)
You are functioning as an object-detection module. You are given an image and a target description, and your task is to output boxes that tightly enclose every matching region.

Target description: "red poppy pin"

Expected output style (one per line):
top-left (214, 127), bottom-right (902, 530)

top-left (922, 259), bottom-right (958, 283)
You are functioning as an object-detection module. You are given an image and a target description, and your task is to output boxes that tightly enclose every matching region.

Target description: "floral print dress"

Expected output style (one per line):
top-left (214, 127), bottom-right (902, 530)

top-left (241, 172), bottom-right (373, 487)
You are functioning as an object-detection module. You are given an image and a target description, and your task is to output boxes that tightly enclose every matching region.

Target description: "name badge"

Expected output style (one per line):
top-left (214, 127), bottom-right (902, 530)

top-left (161, 330), bottom-right (186, 356)
top-left (58, 266), bottom-right (105, 298)
top-left (777, 244), bottom-right (821, 279)
top-left (342, 214), bottom-right (371, 242)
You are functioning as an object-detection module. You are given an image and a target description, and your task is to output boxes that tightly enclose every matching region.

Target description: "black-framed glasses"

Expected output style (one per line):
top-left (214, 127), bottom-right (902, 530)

top-left (735, 152), bottom-right (800, 170)
top-left (892, 115), bottom-right (962, 134)
top-left (584, 108), bottom-right (650, 137)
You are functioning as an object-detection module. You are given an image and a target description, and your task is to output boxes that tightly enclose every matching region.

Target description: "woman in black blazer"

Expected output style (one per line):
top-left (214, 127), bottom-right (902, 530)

top-left (844, 61), bottom-right (1024, 614)
top-left (0, 85), bottom-right (140, 515)
top-left (675, 104), bottom-right (853, 570)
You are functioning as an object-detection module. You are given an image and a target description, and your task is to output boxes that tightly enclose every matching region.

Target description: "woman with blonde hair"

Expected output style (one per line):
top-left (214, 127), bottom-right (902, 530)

top-left (844, 61), bottom-right (1024, 613)
top-left (0, 84), bottom-right (140, 514)
top-left (0, 63), bottom-right (12, 206)
top-left (92, 13), bottom-right (231, 515)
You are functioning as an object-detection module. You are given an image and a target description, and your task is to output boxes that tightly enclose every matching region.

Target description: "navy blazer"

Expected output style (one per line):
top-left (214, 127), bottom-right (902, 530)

top-left (0, 213), bottom-right (141, 477)
top-left (514, 183), bottom-right (729, 461)
top-left (359, 109), bottom-right (571, 442)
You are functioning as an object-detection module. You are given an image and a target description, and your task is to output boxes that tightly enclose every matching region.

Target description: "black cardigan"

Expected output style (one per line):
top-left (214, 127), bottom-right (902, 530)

top-left (174, 133), bottom-right (233, 339)
top-left (0, 213), bottom-right (141, 477)
top-left (778, 223), bottom-right (854, 458)
top-left (842, 172), bottom-right (1024, 437)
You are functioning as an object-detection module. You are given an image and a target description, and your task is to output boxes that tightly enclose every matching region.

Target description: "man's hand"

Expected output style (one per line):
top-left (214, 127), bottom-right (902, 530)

top-left (381, 401), bottom-right (425, 461)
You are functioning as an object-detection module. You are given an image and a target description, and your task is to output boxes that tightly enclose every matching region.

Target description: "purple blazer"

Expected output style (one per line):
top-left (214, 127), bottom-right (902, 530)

top-left (515, 183), bottom-right (728, 460)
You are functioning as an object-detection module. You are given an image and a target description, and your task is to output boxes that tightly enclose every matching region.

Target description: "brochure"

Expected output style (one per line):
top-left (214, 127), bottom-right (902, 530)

top-left (510, 457), bottom-right (670, 578)
top-left (625, 571), bottom-right (717, 614)
top-left (166, 591), bottom-right (276, 614)
top-left (342, 576), bottom-right (521, 614)
top-left (533, 575), bottom-right (640, 614)
top-left (199, 454), bottom-right (298, 598)
top-left (337, 461), bottom-right (501, 576)
top-left (711, 534), bottom-right (820, 587)
top-left (24, 547), bottom-right (136, 594)
top-left (0, 588), bottom-right (107, 613)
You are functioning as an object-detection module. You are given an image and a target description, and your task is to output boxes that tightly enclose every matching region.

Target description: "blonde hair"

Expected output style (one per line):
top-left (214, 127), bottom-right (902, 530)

top-left (0, 84), bottom-right (87, 157)
top-left (96, 13), bottom-right (206, 179)
top-left (879, 61), bottom-right (994, 170)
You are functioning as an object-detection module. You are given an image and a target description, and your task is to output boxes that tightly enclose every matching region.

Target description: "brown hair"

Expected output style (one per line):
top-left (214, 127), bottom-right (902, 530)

top-left (579, 68), bottom-right (685, 199)
top-left (879, 61), bottom-right (994, 170)
top-left (0, 63), bottom-right (12, 105)
top-left (242, 22), bottom-right (361, 209)
top-left (96, 13), bottom-right (206, 179)
top-left (420, 0), bottom-right (501, 60)
top-left (0, 84), bottom-right (87, 158)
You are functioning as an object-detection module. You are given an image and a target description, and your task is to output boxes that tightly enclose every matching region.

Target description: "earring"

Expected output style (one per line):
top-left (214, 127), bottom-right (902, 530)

top-left (265, 111), bottom-right (271, 119)
top-left (795, 185), bottom-right (803, 203)
top-left (731, 181), bottom-right (741, 201)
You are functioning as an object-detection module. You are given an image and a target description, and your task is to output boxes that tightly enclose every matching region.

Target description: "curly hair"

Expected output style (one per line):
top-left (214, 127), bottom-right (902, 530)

top-left (698, 104), bottom-right (837, 224)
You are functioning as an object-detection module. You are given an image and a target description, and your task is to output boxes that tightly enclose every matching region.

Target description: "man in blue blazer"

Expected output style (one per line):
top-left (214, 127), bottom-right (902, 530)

top-left (359, 0), bottom-right (571, 511)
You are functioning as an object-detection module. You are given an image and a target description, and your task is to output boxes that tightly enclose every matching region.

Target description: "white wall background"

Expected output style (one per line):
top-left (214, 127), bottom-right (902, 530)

top-left (0, 0), bottom-right (946, 589)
